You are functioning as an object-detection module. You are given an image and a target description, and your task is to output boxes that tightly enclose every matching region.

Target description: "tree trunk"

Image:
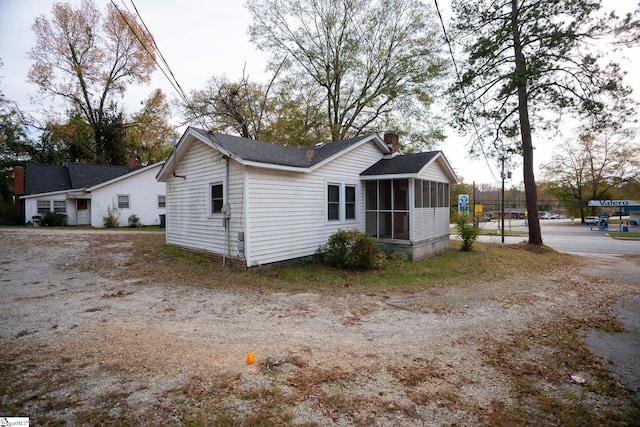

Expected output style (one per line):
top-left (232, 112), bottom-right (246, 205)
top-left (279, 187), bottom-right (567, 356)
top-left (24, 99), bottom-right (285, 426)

top-left (511, 0), bottom-right (542, 245)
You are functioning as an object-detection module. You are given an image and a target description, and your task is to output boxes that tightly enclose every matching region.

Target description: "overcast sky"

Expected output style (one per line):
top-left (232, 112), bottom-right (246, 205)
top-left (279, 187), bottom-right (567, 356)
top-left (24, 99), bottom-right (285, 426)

top-left (0, 0), bottom-right (638, 186)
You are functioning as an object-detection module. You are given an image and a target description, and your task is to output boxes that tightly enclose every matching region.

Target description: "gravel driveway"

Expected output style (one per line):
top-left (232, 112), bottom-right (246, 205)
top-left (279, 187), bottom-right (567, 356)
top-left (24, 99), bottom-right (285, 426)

top-left (1, 228), bottom-right (638, 426)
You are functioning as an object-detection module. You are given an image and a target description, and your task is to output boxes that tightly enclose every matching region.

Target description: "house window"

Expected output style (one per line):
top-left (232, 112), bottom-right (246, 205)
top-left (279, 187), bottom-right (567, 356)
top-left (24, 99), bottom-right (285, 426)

top-left (327, 184), bottom-right (340, 221)
top-left (53, 200), bottom-right (66, 214)
top-left (326, 182), bottom-right (358, 222)
top-left (37, 200), bottom-right (50, 214)
top-left (210, 183), bottom-right (224, 214)
top-left (365, 179), bottom-right (409, 240)
top-left (117, 194), bottom-right (130, 209)
top-left (345, 185), bottom-right (356, 220)
top-left (158, 195), bottom-right (166, 208)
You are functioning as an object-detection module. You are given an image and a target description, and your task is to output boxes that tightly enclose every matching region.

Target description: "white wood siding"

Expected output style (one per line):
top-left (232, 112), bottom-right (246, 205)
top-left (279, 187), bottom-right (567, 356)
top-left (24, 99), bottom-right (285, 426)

top-left (245, 142), bottom-right (382, 266)
top-left (413, 157), bottom-right (451, 241)
top-left (165, 142), bottom-right (245, 258)
top-left (91, 165), bottom-right (166, 227)
top-left (24, 194), bottom-right (76, 225)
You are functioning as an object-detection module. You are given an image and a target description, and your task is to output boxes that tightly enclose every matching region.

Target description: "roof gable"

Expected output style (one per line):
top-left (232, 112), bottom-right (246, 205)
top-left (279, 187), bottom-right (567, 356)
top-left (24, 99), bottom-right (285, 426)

top-left (360, 151), bottom-right (459, 183)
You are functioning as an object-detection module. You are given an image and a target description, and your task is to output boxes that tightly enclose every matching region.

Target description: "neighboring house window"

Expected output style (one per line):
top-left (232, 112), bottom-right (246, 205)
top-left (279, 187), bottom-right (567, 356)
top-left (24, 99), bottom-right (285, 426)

top-left (365, 179), bottom-right (409, 240)
top-left (210, 183), bottom-right (224, 214)
top-left (117, 195), bottom-right (130, 209)
top-left (158, 195), bottom-right (166, 208)
top-left (37, 200), bottom-right (50, 214)
top-left (53, 200), bottom-right (66, 214)
top-left (327, 184), bottom-right (340, 221)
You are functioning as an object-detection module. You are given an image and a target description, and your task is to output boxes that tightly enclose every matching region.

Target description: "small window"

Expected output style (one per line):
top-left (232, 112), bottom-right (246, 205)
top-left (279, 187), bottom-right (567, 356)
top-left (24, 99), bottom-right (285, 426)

top-left (210, 183), bottom-right (223, 214)
top-left (345, 185), bottom-right (356, 220)
top-left (117, 194), bottom-right (130, 209)
top-left (327, 184), bottom-right (340, 221)
top-left (158, 195), bottom-right (166, 208)
top-left (53, 200), bottom-right (66, 214)
top-left (37, 200), bottom-right (50, 214)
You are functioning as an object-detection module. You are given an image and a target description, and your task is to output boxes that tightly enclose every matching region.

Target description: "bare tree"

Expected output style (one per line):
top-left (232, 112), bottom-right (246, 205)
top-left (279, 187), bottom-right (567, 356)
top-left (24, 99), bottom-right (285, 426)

top-left (542, 127), bottom-right (640, 222)
top-left (28, 0), bottom-right (155, 165)
top-left (247, 0), bottom-right (446, 143)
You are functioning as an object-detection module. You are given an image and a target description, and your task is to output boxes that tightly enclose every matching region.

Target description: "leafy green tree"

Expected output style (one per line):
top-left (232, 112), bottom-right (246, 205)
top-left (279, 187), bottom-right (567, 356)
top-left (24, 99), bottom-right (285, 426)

top-left (128, 89), bottom-right (176, 165)
top-left (247, 0), bottom-right (446, 144)
top-left (28, 0), bottom-right (156, 165)
top-left (541, 126), bottom-right (640, 222)
top-left (0, 88), bottom-right (30, 203)
top-left (39, 113), bottom-right (95, 164)
top-left (449, 0), bottom-right (636, 245)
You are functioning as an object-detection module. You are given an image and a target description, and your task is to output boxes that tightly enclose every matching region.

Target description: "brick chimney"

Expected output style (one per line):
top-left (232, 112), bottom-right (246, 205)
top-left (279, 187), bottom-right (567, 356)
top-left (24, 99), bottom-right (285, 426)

top-left (14, 166), bottom-right (25, 218)
top-left (384, 131), bottom-right (399, 154)
top-left (128, 153), bottom-right (141, 168)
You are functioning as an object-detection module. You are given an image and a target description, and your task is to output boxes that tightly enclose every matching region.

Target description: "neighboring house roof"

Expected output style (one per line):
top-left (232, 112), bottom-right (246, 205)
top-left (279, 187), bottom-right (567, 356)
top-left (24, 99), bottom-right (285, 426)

top-left (360, 151), bottom-right (459, 183)
top-left (158, 127), bottom-right (390, 180)
top-left (22, 162), bottom-right (144, 198)
top-left (87, 161), bottom-right (164, 191)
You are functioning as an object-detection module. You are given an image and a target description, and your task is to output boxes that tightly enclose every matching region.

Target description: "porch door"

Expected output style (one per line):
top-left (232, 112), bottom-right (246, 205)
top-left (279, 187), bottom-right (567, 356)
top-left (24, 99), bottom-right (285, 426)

top-left (76, 199), bottom-right (90, 225)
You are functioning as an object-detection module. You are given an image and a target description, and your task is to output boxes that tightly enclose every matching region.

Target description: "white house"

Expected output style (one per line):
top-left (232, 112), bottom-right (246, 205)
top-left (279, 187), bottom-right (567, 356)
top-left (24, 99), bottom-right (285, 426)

top-left (19, 159), bottom-right (166, 227)
top-left (157, 127), bottom-right (458, 267)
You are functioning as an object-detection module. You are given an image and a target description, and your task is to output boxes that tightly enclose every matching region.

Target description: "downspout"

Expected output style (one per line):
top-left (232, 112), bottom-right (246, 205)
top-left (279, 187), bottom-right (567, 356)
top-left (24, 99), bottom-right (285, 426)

top-left (172, 156), bottom-right (186, 179)
top-left (223, 155), bottom-right (231, 266)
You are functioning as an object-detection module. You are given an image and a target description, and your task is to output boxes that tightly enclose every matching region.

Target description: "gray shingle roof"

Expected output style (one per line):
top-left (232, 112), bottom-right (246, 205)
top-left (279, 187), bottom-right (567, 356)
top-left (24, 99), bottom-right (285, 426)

top-left (360, 151), bottom-right (440, 176)
top-left (25, 163), bottom-right (132, 195)
top-left (191, 128), bottom-right (376, 168)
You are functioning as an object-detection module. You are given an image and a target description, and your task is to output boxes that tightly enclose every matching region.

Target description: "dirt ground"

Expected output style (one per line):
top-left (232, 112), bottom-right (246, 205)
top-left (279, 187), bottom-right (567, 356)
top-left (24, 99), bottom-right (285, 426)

top-left (1, 228), bottom-right (639, 426)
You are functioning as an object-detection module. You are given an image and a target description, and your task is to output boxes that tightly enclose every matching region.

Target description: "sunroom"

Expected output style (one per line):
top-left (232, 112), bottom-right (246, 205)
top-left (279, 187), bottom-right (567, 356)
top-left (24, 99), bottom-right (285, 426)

top-left (360, 151), bottom-right (457, 260)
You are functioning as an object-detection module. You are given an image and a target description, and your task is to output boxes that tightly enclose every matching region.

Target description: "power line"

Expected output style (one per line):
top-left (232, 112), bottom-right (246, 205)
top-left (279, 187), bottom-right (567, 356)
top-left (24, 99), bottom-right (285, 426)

top-left (110, 0), bottom-right (228, 153)
top-left (433, 0), bottom-right (499, 183)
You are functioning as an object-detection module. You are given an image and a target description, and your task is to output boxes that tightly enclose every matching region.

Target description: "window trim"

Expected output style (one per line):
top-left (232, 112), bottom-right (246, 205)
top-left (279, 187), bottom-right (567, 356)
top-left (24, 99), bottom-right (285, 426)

top-left (117, 194), bottom-right (130, 209)
top-left (37, 200), bottom-right (51, 214)
top-left (157, 195), bottom-right (166, 209)
top-left (209, 181), bottom-right (225, 216)
top-left (53, 200), bottom-right (66, 214)
top-left (325, 180), bottom-right (359, 224)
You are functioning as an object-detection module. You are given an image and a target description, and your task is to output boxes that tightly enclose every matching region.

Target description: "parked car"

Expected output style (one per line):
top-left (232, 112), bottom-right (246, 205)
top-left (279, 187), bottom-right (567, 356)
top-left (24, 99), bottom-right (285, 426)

top-left (584, 216), bottom-right (598, 225)
top-left (631, 219), bottom-right (639, 226)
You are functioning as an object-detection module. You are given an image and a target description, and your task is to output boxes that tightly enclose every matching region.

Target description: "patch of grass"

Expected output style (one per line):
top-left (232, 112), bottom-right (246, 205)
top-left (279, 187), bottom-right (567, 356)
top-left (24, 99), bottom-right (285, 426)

top-left (123, 234), bottom-right (576, 295)
top-left (608, 231), bottom-right (640, 240)
top-left (480, 318), bottom-right (636, 426)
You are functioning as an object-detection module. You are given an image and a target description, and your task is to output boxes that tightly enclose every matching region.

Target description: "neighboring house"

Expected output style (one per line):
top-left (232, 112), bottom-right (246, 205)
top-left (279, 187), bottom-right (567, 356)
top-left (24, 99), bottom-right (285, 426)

top-left (18, 156), bottom-right (166, 227)
top-left (157, 127), bottom-right (458, 267)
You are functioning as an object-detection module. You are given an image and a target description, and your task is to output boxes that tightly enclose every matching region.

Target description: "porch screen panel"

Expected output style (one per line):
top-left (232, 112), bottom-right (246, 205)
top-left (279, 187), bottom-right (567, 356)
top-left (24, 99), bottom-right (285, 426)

top-left (423, 180), bottom-right (430, 208)
top-left (414, 179), bottom-right (422, 208)
top-left (379, 212), bottom-right (392, 239)
top-left (366, 212), bottom-right (378, 237)
top-left (379, 180), bottom-right (392, 210)
top-left (430, 181), bottom-right (437, 208)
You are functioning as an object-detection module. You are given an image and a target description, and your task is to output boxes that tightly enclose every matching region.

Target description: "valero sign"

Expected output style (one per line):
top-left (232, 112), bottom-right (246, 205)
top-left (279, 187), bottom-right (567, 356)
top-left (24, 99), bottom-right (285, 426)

top-left (588, 200), bottom-right (640, 207)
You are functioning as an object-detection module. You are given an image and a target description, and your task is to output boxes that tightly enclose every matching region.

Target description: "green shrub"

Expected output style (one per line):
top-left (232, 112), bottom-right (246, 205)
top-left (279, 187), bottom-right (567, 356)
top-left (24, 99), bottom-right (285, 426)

top-left (40, 212), bottom-right (67, 226)
top-left (0, 201), bottom-right (21, 225)
top-left (317, 229), bottom-right (386, 270)
top-left (128, 214), bottom-right (141, 228)
top-left (456, 214), bottom-right (479, 251)
top-left (103, 204), bottom-right (121, 228)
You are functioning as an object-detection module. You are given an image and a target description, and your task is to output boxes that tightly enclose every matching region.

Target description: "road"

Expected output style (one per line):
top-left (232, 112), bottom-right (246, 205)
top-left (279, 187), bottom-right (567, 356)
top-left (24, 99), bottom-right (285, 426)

top-left (464, 219), bottom-right (640, 255)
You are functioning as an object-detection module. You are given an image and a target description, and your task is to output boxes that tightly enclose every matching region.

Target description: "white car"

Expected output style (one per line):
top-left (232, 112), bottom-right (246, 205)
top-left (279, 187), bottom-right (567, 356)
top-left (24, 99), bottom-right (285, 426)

top-left (584, 216), bottom-right (598, 225)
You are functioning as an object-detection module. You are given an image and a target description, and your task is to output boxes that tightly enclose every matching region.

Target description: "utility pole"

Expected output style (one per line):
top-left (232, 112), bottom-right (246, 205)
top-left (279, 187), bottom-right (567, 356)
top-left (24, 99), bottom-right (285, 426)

top-left (501, 156), bottom-right (505, 243)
